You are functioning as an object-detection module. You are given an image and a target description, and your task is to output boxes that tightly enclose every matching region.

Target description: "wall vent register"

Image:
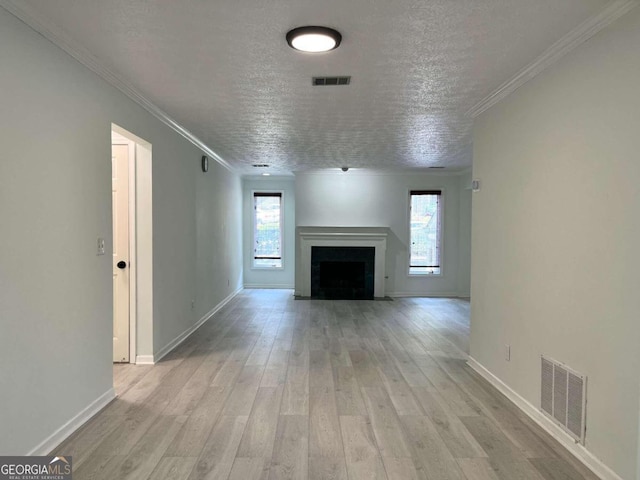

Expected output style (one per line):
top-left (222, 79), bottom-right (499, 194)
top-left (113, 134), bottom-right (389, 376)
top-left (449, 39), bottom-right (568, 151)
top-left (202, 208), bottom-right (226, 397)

top-left (312, 76), bottom-right (351, 86)
top-left (541, 355), bottom-right (587, 444)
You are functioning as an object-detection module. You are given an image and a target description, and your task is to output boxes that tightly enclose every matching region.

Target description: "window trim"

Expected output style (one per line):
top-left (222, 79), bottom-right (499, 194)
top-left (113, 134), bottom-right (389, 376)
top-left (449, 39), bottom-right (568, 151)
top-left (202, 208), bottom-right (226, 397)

top-left (251, 190), bottom-right (285, 270)
top-left (407, 188), bottom-right (444, 277)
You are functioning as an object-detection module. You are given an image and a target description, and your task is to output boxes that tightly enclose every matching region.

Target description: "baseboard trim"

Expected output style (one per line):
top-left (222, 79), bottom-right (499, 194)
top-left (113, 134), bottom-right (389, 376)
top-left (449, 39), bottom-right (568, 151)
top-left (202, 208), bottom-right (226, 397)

top-left (134, 355), bottom-right (155, 365)
top-left (243, 284), bottom-right (294, 289)
top-left (388, 292), bottom-right (462, 298)
top-left (27, 388), bottom-right (116, 456)
top-left (467, 357), bottom-right (623, 480)
top-left (152, 287), bottom-right (243, 364)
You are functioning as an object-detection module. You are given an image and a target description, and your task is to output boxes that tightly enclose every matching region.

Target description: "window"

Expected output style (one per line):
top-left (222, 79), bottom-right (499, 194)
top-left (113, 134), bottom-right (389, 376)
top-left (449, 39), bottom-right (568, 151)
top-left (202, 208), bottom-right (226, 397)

top-left (409, 190), bottom-right (442, 275)
top-left (253, 192), bottom-right (283, 268)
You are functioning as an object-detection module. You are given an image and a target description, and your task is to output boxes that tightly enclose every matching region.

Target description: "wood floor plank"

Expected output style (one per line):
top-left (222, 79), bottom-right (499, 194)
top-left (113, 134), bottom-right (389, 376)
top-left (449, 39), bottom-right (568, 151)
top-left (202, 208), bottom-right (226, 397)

top-left (221, 365), bottom-right (264, 416)
top-left (237, 386), bottom-right (284, 458)
top-left (246, 329), bottom-right (279, 366)
top-left (165, 386), bottom-right (229, 456)
top-left (382, 457), bottom-right (421, 480)
top-left (189, 415), bottom-right (249, 480)
top-left (360, 387), bottom-right (412, 458)
top-left (485, 457), bottom-right (546, 480)
top-left (147, 457), bottom-right (197, 480)
top-left (377, 362), bottom-right (424, 416)
top-left (113, 364), bottom-right (153, 397)
top-left (334, 366), bottom-right (367, 415)
top-left (399, 415), bottom-right (466, 480)
top-left (460, 415), bottom-right (526, 459)
top-left (92, 408), bottom-right (161, 457)
top-left (340, 415), bottom-right (388, 480)
top-left (71, 454), bottom-right (126, 480)
top-left (309, 456), bottom-right (348, 480)
top-left (228, 458), bottom-right (270, 480)
top-left (309, 385), bottom-right (344, 458)
top-left (529, 458), bottom-right (587, 480)
top-left (281, 365), bottom-right (309, 415)
top-left (411, 354), bottom-right (482, 417)
top-left (52, 411), bottom-right (124, 469)
top-left (456, 458), bottom-right (500, 480)
top-left (163, 349), bottom-right (228, 416)
top-left (115, 415), bottom-right (187, 480)
top-left (269, 415), bottom-right (309, 480)
top-left (310, 350), bottom-right (334, 388)
top-left (261, 347), bottom-right (290, 387)
top-left (349, 350), bottom-right (384, 387)
top-left (329, 337), bottom-right (352, 367)
top-left (105, 363), bottom-right (177, 416)
top-left (412, 387), bottom-right (487, 458)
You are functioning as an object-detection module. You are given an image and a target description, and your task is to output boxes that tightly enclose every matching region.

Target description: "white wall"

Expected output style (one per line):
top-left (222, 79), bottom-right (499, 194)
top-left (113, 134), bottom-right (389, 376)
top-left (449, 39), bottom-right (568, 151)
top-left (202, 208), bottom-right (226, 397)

top-left (0, 7), bottom-right (242, 455)
top-left (457, 172), bottom-right (472, 297)
top-left (295, 171), bottom-right (471, 297)
top-left (471, 9), bottom-right (640, 480)
top-left (242, 177), bottom-right (295, 289)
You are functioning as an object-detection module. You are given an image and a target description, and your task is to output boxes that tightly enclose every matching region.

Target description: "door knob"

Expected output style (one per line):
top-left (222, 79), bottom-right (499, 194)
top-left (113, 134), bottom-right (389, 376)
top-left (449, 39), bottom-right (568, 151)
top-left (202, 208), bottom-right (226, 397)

top-left (117, 261), bottom-right (127, 269)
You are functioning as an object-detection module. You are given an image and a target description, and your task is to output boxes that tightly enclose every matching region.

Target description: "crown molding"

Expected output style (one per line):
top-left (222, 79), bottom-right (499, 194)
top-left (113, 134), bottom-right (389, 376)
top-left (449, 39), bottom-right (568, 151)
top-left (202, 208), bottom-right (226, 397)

top-left (295, 167), bottom-right (471, 177)
top-left (467, 0), bottom-right (639, 118)
top-left (0, 0), bottom-right (235, 173)
top-left (241, 174), bottom-right (295, 180)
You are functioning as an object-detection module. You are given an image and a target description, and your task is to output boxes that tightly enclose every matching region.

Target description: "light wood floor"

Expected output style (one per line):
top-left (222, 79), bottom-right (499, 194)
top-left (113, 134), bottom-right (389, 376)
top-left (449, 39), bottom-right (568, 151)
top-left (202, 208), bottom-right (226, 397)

top-left (55, 290), bottom-right (599, 480)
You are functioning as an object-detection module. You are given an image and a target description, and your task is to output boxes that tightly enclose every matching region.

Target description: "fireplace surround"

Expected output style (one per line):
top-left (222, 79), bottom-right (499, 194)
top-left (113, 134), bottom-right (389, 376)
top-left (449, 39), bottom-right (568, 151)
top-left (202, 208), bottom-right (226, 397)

top-left (298, 227), bottom-right (388, 299)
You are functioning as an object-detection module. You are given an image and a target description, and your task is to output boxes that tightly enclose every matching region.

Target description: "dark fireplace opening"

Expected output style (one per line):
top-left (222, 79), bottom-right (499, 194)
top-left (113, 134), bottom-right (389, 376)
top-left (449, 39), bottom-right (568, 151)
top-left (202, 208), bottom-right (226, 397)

top-left (311, 246), bottom-right (374, 300)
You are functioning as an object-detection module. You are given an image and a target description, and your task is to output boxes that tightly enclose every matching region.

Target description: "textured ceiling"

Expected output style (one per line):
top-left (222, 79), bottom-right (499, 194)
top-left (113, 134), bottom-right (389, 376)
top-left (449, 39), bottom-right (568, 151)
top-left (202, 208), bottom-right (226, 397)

top-left (16, 0), bottom-right (608, 173)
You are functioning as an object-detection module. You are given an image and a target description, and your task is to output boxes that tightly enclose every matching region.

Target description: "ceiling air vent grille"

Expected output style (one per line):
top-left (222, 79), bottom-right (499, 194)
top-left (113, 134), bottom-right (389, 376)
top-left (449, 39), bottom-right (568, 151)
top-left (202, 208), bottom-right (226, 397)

top-left (541, 355), bottom-right (587, 444)
top-left (313, 76), bottom-right (351, 86)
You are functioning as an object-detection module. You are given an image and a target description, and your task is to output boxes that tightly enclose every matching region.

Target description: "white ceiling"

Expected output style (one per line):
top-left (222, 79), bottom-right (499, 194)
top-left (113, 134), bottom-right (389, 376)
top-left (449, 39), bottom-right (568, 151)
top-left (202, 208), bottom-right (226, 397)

top-left (11, 0), bottom-right (612, 174)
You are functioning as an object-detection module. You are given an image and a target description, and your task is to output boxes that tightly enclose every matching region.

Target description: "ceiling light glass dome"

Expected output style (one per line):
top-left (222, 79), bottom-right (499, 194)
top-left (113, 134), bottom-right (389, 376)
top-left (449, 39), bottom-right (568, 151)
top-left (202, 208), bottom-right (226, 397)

top-left (286, 26), bottom-right (342, 53)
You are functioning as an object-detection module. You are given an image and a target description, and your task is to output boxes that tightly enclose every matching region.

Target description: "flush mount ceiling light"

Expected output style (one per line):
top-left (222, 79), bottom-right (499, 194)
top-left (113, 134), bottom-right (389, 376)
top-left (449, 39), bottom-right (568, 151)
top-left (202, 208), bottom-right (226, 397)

top-left (286, 26), bottom-right (342, 53)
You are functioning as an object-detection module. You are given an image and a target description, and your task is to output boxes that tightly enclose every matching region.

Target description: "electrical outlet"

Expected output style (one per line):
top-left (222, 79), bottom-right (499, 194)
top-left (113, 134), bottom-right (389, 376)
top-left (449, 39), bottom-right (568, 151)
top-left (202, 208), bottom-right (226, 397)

top-left (97, 237), bottom-right (105, 256)
top-left (505, 344), bottom-right (511, 361)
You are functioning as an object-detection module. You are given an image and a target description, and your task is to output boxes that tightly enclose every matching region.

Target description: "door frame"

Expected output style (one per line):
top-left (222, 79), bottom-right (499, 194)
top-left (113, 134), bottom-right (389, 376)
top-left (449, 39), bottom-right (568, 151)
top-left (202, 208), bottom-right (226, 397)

top-left (111, 123), bottom-right (153, 365)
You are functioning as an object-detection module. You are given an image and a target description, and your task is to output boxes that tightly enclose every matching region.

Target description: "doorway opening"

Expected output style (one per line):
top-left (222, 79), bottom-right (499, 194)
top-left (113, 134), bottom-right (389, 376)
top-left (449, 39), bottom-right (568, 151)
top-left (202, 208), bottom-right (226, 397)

top-left (111, 124), bottom-right (153, 371)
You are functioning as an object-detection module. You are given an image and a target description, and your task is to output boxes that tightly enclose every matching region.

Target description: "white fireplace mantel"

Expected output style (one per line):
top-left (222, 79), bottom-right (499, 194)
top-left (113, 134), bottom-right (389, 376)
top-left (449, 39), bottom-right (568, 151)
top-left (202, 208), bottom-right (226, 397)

top-left (298, 227), bottom-right (388, 298)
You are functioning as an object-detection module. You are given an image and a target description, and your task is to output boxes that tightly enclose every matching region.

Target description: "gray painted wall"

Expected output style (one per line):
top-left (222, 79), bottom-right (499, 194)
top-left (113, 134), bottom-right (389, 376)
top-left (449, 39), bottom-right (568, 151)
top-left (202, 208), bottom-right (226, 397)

top-left (471, 9), bottom-right (640, 479)
top-left (456, 172), bottom-right (472, 297)
top-left (0, 8), bottom-right (242, 455)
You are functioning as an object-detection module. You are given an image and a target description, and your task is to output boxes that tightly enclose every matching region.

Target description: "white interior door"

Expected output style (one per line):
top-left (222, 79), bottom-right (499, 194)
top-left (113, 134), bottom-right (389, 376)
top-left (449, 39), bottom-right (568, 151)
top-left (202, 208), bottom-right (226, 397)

top-left (112, 143), bottom-right (130, 363)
